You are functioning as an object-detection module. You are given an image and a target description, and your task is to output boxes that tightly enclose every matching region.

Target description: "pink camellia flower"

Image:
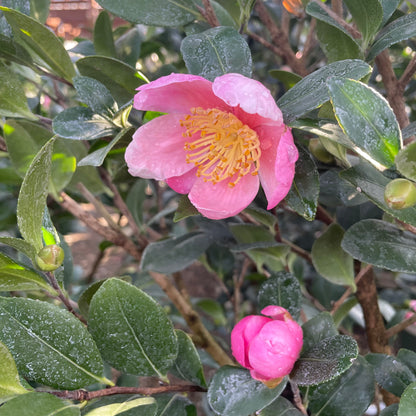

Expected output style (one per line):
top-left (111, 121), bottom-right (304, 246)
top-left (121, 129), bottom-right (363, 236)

top-left (405, 299), bottom-right (416, 321)
top-left (231, 305), bottom-right (303, 386)
top-left (125, 73), bottom-right (298, 220)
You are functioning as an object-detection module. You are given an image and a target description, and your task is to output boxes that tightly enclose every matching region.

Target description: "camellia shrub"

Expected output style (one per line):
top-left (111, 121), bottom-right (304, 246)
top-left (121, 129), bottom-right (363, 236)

top-left (1, 0), bottom-right (416, 415)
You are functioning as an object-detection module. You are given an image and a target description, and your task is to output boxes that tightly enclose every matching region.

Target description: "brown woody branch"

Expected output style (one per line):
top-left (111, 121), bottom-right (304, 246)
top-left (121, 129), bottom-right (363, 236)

top-left (49, 384), bottom-right (206, 401)
top-left (385, 312), bottom-right (416, 339)
top-left (200, 0), bottom-right (220, 26)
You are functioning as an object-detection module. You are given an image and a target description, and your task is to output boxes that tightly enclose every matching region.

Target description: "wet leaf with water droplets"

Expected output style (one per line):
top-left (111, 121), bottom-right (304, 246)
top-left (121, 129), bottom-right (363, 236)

top-left (398, 381), bottom-right (416, 416)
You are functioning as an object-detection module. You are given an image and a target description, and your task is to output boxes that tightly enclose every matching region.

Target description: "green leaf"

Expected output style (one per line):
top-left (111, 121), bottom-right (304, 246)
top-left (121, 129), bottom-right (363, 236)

top-left (16, 138), bottom-right (54, 251)
top-left (341, 219), bottom-right (416, 273)
top-left (0, 33), bottom-right (34, 68)
top-left (83, 397), bottom-right (156, 416)
top-left (328, 77), bottom-right (401, 168)
top-left (340, 162), bottom-right (416, 227)
top-left (0, 341), bottom-right (28, 399)
top-left (381, 404), bottom-right (399, 416)
top-left (301, 312), bottom-right (338, 354)
top-left (277, 59), bottom-right (371, 123)
top-left (88, 278), bottom-right (178, 379)
top-left (291, 335), bottom-right (358, 386)
top-left (173, 194), bottom-right (200, 222)
top-left (73, 76), bottom-right (116, 116)
top-left (380, 0), bottom-right (401, 27)
top-left (93, 11), bottom-right (116, 58)
top-left (399, 382), bottom-right (416, 416)
top-left (77, 56), bottom-right (145, 105)
top-left (0, 6), bottom-right (75, 81)
top-left (141, 232), bottom-right (212, 274)
top-left (181, 26), bottom-right (252, 81)
top-left (258, 271), bottom-right (302, 320)
top-left (367, 13), bottom-right (416, 61)
top-left (154, 395), bottom-right (195, 416)
top-left (395, 141), bottom-right (416, 182)
top-left (195, 298), bottom-right (226, 326)
top-left (0, 392), bottom-right (80, 416)
top-left (0, 62), bottom-right (36, 120)
top-left (0, 297), bottom-right (105, 389)
top-left (269, 70), bottom-right (302, 91)
top-left (171, 330), bottom-right (207, 387)
top-left (397, 349), bottom-right (416, 375)
top-left (0, 236), bottom-right (37, 262)
top-left (366, 353), bottom-right (416, 396)
top-left (0, 252), bottom-right (52, 292)
top-left (285, 145), bottom-right (319, 221)
top-left (30, 0), bottom-right (50, 23)
top-left (115, 27), bottom-right (142, 67)
top-left (258, 396), bottom-right (303, 416)
top-left (307, 356), bottom-right (375, 416)
top-left (207, 366), bottom-right (287, 416)
top-left (344, 0), bottom-right (383, 46)
top-left (52, 107), bottom-right (116, 140)
top-left (95, 0), bottom-right (198, 26)
top-left (311, 224), bottom-right (355, 290)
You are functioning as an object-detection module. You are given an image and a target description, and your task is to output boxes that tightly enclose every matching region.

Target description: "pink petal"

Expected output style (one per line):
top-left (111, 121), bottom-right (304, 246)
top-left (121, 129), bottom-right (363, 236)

top-left (134, 73), bottom-right (227, 114)
top-left (257, 126), bottom-right (298, 209)
top-left (125, 113), bottom-right (192, 180)
top-left (231, 315), bottom-right (271, 368)
top-left (188, 173), bottom-right (259, 220)
top-left (212, 73), bottom-right (283, 123)
top-left (166, 168), bottom-right (197, 194)
top-left (261, 305), bottom-right (293, 321)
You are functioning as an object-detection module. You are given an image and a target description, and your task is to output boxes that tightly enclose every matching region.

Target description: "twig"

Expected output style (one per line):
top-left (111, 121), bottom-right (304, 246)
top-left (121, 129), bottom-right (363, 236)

top-left (330, 264), bottom-right (372, 315)
top-left (45, 271), bottom-right (87, 324)
top-left (233, 257), bottom-right (251, 324)
top-left (398, 54), bottom-right (416, 90)
top-left (315, 205), bottom-right (334, 225)
top-left (49, 384), bottom-right (206, 401)
top-left (281, 238), bottom-right (312, 263)
top-left (201, 0), bottom-right (220, 26)
top-left (385, 312), bottom-right (416, 339)
top-left (331, 0), bottom-right (343, 17)
top-left (290, 381), bottom-right (308, 415)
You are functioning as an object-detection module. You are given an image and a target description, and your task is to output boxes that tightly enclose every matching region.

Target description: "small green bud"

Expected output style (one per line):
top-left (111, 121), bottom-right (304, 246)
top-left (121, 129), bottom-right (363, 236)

top-left (308, 138), bottom-right (334, 164)
top-left (35, 245), bottom-right (65, 271)
top-left (384, 178), bottom-right (416, 210)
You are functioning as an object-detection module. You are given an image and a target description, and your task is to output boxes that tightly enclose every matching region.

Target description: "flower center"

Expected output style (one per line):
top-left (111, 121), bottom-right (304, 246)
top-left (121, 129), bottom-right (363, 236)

top-left (180, 107), bottom-right (261, 188)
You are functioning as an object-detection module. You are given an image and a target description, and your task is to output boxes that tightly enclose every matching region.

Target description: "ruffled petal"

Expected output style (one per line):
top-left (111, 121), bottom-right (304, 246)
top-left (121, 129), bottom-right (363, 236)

top-left (212, 73), bottom-right (283, 123)
top-left (166, 168), bottom-right (197, 194)
top-left (188, 173), bottom-right (259, 220)
top-left (257, 126), bottom-right (298, 209)
top-left (125, 114), bottom-right (192, 180)
top-left (134, 73), bottom-right (227, 114)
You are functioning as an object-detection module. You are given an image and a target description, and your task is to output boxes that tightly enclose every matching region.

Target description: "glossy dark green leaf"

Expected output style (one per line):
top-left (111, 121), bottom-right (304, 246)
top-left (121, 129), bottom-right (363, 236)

top-left (269, 70), bottom-right (302, 91)
top-left (115, 27), bottom-right (142, 67)
top-left (93, 11), bottom-right (116, 58)
top-left (16, 138), bottom-right (54, 251)
top-left (0, 62), bottom-right (36, 120)
top-left (258, 271), bottom-right (302, 320)
top-left (344, 0), bottom-right (383, 45)
top-left (195, 298), bottom-right (226, 326)
top-left (0, 392), bottom-right (80, 416)
top-left (0, 6), bottom-right (75, 81)
top-left (380, 0), bottom-right (401, 27)
top-left (95, 0), bottom-right (198, 26)
top-left (0, 297), bottom-right (106, 389)
top-left (397, 349), bottom-right (416, 375)
top-left (367, 13), bottom-right (416, 61)
top-left (285, 145), bottom-right (319, 221)
top-left (243, 207), bottom-right (277, 229)
top-left (328, 77), bottom-right (401, 168)
top-left (141, 232), bottom-right (212, 274)
top-left (402, 121), bottom-right (416, 140)
top-left (258, 396), bottom-right (303, 416)
top-left (311, 224), bottom-right (355, 290)
top-left (278, 59), bottom-right (370, 123)
top-left (73, 76), bottom-right (116, 116)
top-left (341, 219), bottom-right (416, 273)
top-left (181, 26), bottom-right (252, 81)
top-left (307, 356), bottom-right (375, 416)
top-left (173, 194), bottom-right (199, 222)
top-left (207, 366), bottom-right (287, 416)
top-left (291, 335), bottom-right (358, 386)
top-left (381, 404), bottom-right (399, 416)
top-left (340, 162), bottom-right (416, 227)
top-left (88, 278), bottom-right (178, 379)
top-left (301, 312), bottom-right (338, 354)
top-left (0, 252), bottom-right (52, 292)
top-left (366, 353), bottom-right (416, 396)
top-left (395, 141), bottom-right (416, 182)
top-left (83, 397), bottom-right (156, 416)
top-left (53, 107), bottom-right (116, 140)
top-left (77, 56), bottom-right (146, 105)
top-left (399, 382), bottom-right (416, 416)
top-left (0, 237), bottom-right (36, 262)
top-left (155, 395), bottom-right (195, 416)
top-left (171, 330), bottom-right (206, 387)
top-left (0, 341), bottom-right (28, 399)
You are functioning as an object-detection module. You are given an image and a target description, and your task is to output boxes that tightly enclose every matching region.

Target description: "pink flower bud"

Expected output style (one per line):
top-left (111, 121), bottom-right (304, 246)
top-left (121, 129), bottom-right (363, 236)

top-left (231, 306), bottom-right (303, 385)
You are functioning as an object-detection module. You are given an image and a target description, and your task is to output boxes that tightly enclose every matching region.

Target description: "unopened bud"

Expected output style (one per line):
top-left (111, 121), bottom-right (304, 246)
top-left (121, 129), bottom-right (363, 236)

top-left (384, 178), bottom-right (416, 210)
top-left (35, 245), bottom-right (64, 271)
top-left (308, 138), bottom-right (334, 164)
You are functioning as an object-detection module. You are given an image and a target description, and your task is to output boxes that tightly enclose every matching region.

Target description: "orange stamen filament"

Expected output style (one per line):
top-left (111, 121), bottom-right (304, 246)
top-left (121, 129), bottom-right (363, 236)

top-left (180, 108), bottom-right (261, 188)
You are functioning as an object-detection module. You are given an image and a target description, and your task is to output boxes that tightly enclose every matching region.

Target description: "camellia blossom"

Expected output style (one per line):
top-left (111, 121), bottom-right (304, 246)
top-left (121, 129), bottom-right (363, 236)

top-left (125, 73), bottom-right (298, 220)
top-left (231, 305), bottom-right (303, 386)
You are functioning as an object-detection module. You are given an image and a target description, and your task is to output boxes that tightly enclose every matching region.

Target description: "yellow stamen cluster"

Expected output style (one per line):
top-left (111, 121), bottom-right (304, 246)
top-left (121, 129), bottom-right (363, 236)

top-left (180, 107), bottom-right (261, 188)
